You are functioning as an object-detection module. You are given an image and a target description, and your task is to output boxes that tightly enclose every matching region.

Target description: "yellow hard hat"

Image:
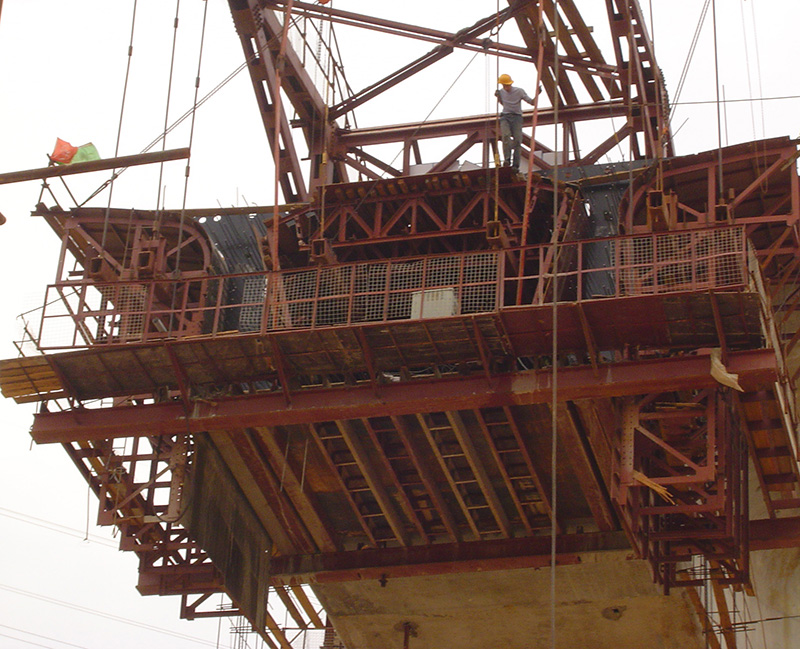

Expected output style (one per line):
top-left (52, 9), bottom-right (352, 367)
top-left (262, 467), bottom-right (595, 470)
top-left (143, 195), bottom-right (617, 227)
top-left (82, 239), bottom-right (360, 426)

top-left (498, 73), bottom-right (513, 85)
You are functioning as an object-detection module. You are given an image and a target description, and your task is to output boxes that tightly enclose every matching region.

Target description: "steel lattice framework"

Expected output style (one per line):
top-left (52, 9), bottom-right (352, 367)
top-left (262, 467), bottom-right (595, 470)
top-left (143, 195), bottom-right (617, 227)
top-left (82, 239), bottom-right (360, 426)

top-left (3, 2), bottom-right (800, 648)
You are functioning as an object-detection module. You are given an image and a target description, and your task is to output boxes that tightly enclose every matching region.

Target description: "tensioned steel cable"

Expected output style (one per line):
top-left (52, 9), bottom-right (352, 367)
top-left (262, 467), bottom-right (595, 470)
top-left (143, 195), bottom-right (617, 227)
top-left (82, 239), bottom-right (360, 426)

top-left (749, 0), bottom-right (767, 144)
top-left (154, 0), bottom-right (183, 234)
top-left (100, 0), bottom-right (138, 251)
top-left (711, 0), bottom-right (724, 202)
top-left (346, 49), bottom-right (482, 217)
top-left (550, 2), bottom-right (560, 647)
top-left (492, 0), bottom-right (501, 225)
top-left (669, 0), bottom-right (710, 122)
top-left (80, 57), bottom-right (252, 207)
top-left (169, 0), bottom-right (210, 322)
top-left (738, 0), bottom-right (757, 142)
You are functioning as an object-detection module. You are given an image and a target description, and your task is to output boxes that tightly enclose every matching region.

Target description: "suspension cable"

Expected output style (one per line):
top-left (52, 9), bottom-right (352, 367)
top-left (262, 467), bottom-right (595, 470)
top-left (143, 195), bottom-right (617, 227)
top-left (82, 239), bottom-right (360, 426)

top-left (492, 0), bottom-right (501, 225)
top-left (80, 58), bottom-right (251, 207)
top-left (318, 2), bottom-right (335, 243)
top-left (171, 0), bottom-right (209, 295)
top-left (670, 0), bottom-right (710, 122)
top-left (154, 0), bottom-right (183, 235)
top-left (100, 0), bottom-right (138, 251)
top-left (711, 0), bottom-right (724, 203)
top-left (550, 2), bottom-right (560, 647)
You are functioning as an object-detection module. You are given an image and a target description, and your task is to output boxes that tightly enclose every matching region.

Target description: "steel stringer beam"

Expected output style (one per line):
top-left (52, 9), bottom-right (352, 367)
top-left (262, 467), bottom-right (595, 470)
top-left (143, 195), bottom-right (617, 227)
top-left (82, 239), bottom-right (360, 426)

top-left (269, 530), bottom-right (632, 585)
top-left (31, 349), bottom-right (776, 445)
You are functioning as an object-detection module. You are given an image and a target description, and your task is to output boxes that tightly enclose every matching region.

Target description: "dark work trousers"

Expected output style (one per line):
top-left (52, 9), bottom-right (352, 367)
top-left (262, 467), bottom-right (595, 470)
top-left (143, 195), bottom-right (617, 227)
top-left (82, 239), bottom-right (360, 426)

top-left (499, 112), bottom-right (523, 170)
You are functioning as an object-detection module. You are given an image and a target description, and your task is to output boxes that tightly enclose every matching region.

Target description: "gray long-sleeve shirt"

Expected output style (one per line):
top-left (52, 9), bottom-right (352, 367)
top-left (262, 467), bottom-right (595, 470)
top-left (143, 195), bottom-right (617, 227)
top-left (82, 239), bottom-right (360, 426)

top-left (496, 86), bottom-right (534, 115)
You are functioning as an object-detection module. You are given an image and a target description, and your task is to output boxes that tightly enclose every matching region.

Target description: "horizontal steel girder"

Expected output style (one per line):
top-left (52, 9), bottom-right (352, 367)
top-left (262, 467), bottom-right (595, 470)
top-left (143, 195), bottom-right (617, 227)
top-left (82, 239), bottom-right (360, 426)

top-left (265, 516), bottom-right (800, 585)
top-left (335, 101), bottom-right (627, 148)
top-left (134, 515), bottom-right (800, 595)
top-left (269, 531), bottom-right (632, 585)
top-left (30, 349), bottom-right (776, 444)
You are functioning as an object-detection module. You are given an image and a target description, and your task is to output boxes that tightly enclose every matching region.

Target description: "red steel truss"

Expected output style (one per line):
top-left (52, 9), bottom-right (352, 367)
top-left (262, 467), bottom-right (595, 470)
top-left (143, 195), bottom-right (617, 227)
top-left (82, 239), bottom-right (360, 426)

top-left (3, 2), bottom-right (800, 647)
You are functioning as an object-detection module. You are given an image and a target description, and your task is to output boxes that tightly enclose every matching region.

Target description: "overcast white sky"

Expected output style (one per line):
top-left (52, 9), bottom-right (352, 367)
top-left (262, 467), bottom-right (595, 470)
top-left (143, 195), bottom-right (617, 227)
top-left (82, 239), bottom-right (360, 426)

top-left (1, 1), bottom-right (799, 648)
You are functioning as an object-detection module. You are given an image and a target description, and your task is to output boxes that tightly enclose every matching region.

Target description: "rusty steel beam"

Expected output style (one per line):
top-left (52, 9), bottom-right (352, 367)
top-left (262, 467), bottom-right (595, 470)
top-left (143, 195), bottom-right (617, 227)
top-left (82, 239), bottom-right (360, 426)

top-left (254, 426), bottom-right (340, 553)
top-left (556, 402), bottom-right (618, 532)
top-left (262, 0), bottom-right (537, 63)
top-left (0, 148), bottom-right (190, 186)
top-left (446, 410), bottom-right (512, 538)
top-left (359, 417), bottom-right (430, 543)
top-left (269, 530), bottom-right (632, 585)
top-left (390, 414), bottom-right (462, 543)
top-left (336, 101), bottom-right (627, 148)
top-left (30, 349), bottom-right (777, 445)
top-left (334, 419), bottom-right (412, 546)
top-left (328, 9), bottom-right (513, 120)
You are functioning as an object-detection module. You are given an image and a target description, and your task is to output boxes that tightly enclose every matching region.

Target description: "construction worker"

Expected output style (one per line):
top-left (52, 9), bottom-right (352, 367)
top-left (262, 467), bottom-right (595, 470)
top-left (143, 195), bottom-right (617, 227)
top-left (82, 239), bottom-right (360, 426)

top-left (495, 73), bottom-right (535, 171)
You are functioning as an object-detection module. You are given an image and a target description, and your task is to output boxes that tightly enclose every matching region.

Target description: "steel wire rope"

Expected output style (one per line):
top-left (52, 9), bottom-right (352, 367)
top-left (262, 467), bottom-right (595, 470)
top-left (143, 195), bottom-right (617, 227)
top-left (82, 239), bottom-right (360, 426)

top-left (624, 8), bottom-right (637, 231)
top-left (748, 0), bottom-right (767, 142)
top-left (520, 0), bottom-right (547, 249)
top-left (169, 0), bottom-right (210, 324)
top-left (79, 58), bottom-right (251, 207)
top-left (154, 0), bottom-right (184, 236)
top-left (743, 0), bottom-right (770, 195)
top-left (669, 0), bottom-right (711, 125)
top-left (100, 0), bottom-right (138, 252)
top-left (705, 559), bottom-right (711, 649)
top-left (711, 0), bottom-right (725, 203)
top-left (738, 0), bottom-right (758, 142)
top-left (491, 0), bottom-right (501, 225)
top-left (738, 574), bottom-right (770, 649)
top-left (317, 2), bottom-right (336, 246)
top-left (549, 3), bottom-right (560, 648)
top-left (345, 49), bottom-right (482, 218)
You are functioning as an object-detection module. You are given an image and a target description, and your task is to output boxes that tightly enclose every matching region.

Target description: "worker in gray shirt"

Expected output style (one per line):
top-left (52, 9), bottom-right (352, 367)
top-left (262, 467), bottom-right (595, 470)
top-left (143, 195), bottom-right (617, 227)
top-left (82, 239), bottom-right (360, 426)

top-left (495, 73), bottom-right (535, 171)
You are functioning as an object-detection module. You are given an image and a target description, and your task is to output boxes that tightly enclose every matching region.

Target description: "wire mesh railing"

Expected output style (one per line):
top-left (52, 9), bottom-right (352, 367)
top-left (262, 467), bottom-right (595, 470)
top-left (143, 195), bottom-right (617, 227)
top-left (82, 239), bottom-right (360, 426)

top-left (27, 227), bottom-right (748, 350)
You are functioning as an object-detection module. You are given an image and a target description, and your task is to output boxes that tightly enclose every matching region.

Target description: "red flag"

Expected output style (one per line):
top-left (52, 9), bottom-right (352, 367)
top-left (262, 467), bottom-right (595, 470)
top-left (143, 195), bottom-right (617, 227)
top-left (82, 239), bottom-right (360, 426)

top-left (50, 138), bottom-right (79, 164)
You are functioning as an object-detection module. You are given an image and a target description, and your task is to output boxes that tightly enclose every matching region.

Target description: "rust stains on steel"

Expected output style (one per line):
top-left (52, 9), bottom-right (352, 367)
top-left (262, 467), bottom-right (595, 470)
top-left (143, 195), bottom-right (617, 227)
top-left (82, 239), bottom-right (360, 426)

top-left (29, 349), bottom-right (778, 444)
top-left (0, 147), bottom-right (190, 185)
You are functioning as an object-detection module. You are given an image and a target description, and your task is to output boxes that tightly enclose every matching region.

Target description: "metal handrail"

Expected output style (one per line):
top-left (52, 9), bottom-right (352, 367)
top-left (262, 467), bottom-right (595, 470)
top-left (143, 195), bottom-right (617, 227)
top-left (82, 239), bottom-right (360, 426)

top-left (30, 226), bottom-right (748, 350)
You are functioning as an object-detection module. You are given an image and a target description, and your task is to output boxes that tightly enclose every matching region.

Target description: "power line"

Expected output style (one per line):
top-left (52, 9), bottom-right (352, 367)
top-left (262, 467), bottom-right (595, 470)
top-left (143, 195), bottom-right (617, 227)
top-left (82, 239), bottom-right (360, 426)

top-left (0, 584), bottom-right (218, 648)
top-left (0, 630), bottom-right (59, 649)
top-left (673, 93), bottom-right (800, 107)
top-left (0, 507), bottom-right (117, 548)
top-left (0, 623), bottom-right (91, 649)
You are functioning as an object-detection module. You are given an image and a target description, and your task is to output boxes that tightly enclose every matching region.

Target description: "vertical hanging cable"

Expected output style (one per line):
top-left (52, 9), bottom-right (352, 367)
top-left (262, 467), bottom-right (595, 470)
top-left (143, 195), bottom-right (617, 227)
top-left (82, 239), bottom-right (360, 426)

top-left (271, 1), bottom-right (297, 272)
top-left (318, 7), bottom-right (335, 242)
top-left (101, 0), bottom-right (139, 251)
top-left (521, 0), bottom-right (547, 249)
top-left (711, 0), bottom-right (724, 203)
top-left (155, 0), bottom-right (183, 235)
top-left (550, 3), bottom-right (560, 647)
top-left (170, 0), bottom-right (209, 326)
top-left (492, 0), bottom-right (501, 225)
top-left (749, 0), bottom-right (766, 141)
